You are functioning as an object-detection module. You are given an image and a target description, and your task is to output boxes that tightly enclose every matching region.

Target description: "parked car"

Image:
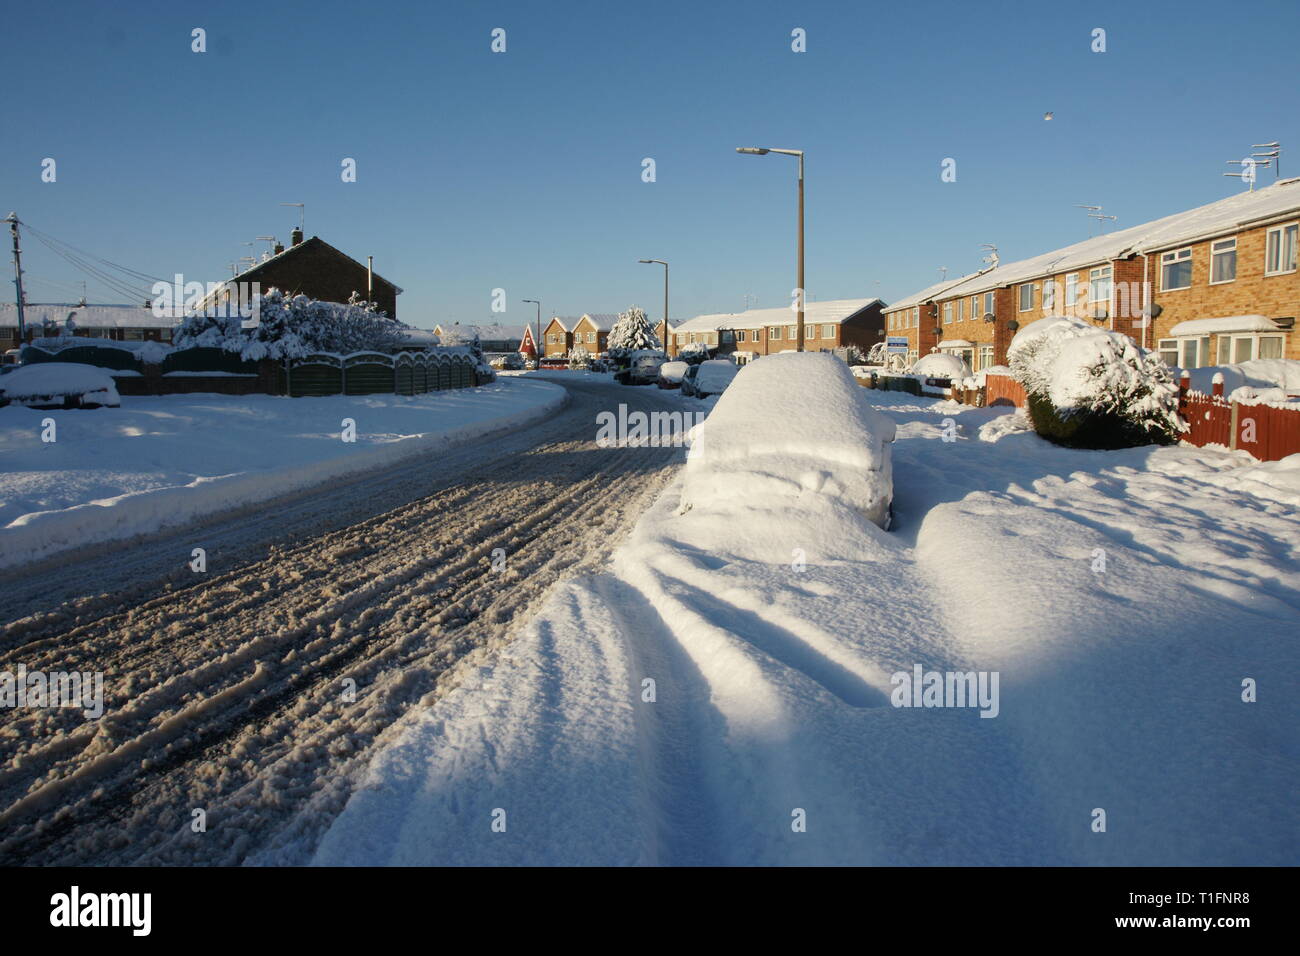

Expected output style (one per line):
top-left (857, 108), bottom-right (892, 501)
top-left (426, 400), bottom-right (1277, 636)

top-left (617, 350), bottom-right (667, 386)
top-left (656, 360), bottom-right (689, 389)
top-left (681, 359), bottom-right (738, 398)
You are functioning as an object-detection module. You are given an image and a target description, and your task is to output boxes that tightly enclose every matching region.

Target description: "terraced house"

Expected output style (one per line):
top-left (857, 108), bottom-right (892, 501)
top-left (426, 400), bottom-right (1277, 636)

top-left (884, 177), bottom-right (1300, 371)
top-left (668, 298), bottom-right (885, 361)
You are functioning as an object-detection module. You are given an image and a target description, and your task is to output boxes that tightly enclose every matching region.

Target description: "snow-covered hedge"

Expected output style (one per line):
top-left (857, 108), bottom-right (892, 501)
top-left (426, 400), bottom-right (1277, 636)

top-left (567, 345), bottom-right (593, 369)
top-left (677, 341), bottom-right (711, 364)
top-left (1009, 315), bottom-right (1183, 448)
top-left (174, 289), bottom-right (412, 361)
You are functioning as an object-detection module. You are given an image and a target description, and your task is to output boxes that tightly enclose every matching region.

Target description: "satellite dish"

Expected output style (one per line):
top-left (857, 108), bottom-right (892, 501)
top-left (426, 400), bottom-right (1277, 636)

top-left (1044, 111), bottom-right (1054, 121)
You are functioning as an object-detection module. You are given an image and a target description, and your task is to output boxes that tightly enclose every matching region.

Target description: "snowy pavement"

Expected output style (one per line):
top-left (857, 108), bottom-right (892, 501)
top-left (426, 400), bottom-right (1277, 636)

top-left (0, 378), bottom-right (566, 570)
top-left (313, 392), bottom-right (1299, 866)
top-left (0, 376), bottom-right (698, 865)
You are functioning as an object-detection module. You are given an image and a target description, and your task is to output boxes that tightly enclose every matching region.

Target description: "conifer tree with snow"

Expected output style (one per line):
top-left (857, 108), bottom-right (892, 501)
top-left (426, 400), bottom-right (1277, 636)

top-left (606, 306), bottom-right (660, 359)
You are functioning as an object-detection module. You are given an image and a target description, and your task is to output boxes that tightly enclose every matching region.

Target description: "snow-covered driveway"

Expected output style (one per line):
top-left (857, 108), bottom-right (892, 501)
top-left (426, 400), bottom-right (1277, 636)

top-left (312, 394), bottom-right (1299, 866)
top-left (0, 374), bottom-right (694, 865)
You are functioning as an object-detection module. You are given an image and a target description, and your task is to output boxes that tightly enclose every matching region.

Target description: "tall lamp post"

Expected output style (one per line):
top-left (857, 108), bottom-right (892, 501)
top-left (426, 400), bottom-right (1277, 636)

top-left (638, 259), bottom-right (668, 352)
top-left (736, 146), bottom-right (804, 351)
top-left (522, 298), bottom-right (541, 366)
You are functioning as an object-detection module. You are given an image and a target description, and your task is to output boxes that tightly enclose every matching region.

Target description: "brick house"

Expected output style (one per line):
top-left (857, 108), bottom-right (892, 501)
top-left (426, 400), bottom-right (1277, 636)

top-left (0, 303), bottom-right (177, 349)
top-left (542, 317), bottom-right (576, 358)
top-left (213, 229), bottom-right (402, 319)
top-left (668, 299), bottom-right (886, 361)
top-left (885, 177), bottom-right (1300, 371)
top-left (433, 322), bottom-right (518, 352)
top-left (570, 314), bottom-right (616, 355)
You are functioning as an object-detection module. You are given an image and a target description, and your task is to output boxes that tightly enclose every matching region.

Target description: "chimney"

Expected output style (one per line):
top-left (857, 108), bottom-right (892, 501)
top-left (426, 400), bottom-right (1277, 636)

top-left (274, 242), bottom-right (284, 255)
top-left (291, 227), bottom-right (303, 247)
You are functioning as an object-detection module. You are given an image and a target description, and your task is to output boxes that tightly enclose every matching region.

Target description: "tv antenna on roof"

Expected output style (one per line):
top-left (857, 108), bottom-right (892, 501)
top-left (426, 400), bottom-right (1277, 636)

top-left (980, 243), bottom-right (999, 269)
top-left (280, 202), bottom-right (305, 232)
top-left (256, 235), bottom-right (278, 255)
top-left (1252, 142), bottom-right (1281, 180)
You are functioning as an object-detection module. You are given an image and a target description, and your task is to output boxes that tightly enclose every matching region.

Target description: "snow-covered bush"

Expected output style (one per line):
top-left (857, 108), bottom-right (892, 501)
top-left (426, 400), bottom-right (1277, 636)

top-left (677, 341), bottom-right (711, 364)
top-left (606, 306), bottom-right (660, 358)
top-left (842, 344), bottom-right (867, 366)
top-left (174, 288), bottom-right (412, 361)
top-left (1009, 315), bottom-right (1183, 448)
top-left (567, 345), bottom-right (593, 369)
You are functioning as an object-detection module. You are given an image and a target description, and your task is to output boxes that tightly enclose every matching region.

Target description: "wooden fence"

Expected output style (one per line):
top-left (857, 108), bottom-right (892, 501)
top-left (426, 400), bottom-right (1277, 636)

top-left (1177, 372), bottom-right (1300, 462)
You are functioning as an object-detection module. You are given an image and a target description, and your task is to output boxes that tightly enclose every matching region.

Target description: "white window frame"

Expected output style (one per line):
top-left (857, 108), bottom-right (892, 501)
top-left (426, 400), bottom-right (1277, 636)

top-left (1089, 265), bottom-right (1113, 317)
top-left (1160, 248), bottom-right (1193, 291)
top-left (769, 326), bottom-right (781, 340)
top-left (1265, 222), bottom-right (1298, 276)
top-left (983, 291), bottom-right (995, 318)
top-left (1209, 236), bottom-right (1237, 285)
top-left (1017, 283), bottom-right (1036, 312)
top-left (821, 324), bottom-right (834, 338)
top-left (805, 325), bottom-right (816, 339)
top-left (957, 298), bottom-right (965, 322)
top-left (912, 306), bottom-right (919, 326)
top-left (978, 345), bottom-right (994, 370)
top-left (1064, 273), bottom-right (1079, 307)
top-left (735, 329), bottom-right (746, 343)
top-left (943, 301), bottom-right (953, 324)
top-left (787, 325), bottom-right (797, 339)
top-left (1157, 339), bottom-right (1179, 367)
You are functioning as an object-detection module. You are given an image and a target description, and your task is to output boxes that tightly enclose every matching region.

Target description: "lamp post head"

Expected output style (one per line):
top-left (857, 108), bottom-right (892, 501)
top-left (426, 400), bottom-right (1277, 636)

top-left (736, 147), bottom-right (770, 155)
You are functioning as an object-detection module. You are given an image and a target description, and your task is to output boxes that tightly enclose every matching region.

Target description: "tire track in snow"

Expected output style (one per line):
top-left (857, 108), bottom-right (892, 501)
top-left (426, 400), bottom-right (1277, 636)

top-left (0, 377), bottom-right (688, 865)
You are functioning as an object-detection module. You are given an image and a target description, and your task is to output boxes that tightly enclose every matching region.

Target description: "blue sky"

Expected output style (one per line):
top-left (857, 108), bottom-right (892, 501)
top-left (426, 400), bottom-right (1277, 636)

top-left (3, 0), bottom-right (1296, 330)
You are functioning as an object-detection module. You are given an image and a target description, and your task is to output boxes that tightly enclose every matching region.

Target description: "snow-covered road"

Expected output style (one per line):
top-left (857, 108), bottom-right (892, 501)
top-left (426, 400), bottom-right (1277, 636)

top-left (0, 375), bottom-right (691, 865)
top-left (312, 393), bottom-right (1300, 867)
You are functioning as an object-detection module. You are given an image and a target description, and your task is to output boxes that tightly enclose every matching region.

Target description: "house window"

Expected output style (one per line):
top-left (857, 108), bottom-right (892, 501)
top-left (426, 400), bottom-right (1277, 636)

top-left (769, 326), bottom-right (781, 339)
top-left (970, 295), bottom-right (978, 319)
top-left (957, 298), bottom-right (965, 321)
top-left (160, 328), bottom-right (172, 341)
top-left (1018, 283), bottom-right (1036, 312)
top-left (912, 306), bottom-right (919, 326)
top-left (1234, 337), bottom-right (1253, 363)
top-left (1265, 222), bottom-right (1298, 275)
top-left (787, 325), bottom-right (797, 339)
top-left (1042, 279), bottom-right (1056, 311)
top-left (983, 291), bottom-right (995, 317)
top-left (125, 328), bottom-right (144, 340)
top-left (979, 345), bottom-right (994, 370)
top-left (1065, 273), bottom-right (1078, 307)
top-left (1210, 237), bottom-right (1237, 284)
top-left (1179, 338), bottom-right (1200, 369)
top-left (1089, 266), bottom-right (1113, 316)
top-left (805, 325), bottom-right (816, 339)
top-left (1160, 248), bottom-right (1193, 291)
top-left (822, 324), bottom-right (834, 338)
top-left (943, 302), bottom-right (953, 324)
top-left (723, 330), bottom-right (735, 343)
top-left (586, 331), bottom-right (596, 343)
top-left (1158, 339), bottom-right (1179, 367)
top-left (1259, 335), bottom-right (1283, 359)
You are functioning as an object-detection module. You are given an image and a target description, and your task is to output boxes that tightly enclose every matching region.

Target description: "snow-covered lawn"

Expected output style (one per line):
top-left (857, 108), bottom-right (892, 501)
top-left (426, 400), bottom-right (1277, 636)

top-left (312, 386), bottom-right (1299, 866)
top-left (0, 378), bottom-right (566, 570)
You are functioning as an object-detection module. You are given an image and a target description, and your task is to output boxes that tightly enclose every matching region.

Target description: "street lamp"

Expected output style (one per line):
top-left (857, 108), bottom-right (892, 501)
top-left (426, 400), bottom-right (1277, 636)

top-left (638, 259), bottom-right (668, 353)
top-left (522, 299), bottom-right (541, 366)
top-left (737, 146), bottom-right (805, 351)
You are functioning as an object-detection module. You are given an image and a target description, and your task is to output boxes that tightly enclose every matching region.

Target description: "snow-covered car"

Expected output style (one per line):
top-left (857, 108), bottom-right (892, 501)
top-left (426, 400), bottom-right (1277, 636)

top-left (619, 350), bottom-right (666, 386)
top-left (656, 361), bottom-right (689, 388)
top-left (681, 352), bottom-right (894, 530)
top-left (2, 348), bottom-right (20, 366)
top-left (490, 353), bottom-right (525, 370)
top-left (0, 362), bottom-right (121, 409)
top-left (681, 359), bottom-right (738, 398)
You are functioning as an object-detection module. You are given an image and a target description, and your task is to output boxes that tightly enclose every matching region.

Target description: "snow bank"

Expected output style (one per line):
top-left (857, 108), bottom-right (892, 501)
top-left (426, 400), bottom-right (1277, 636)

top-left (683, 352), bottom-right (894, 536)
top-left (0, 379), bottom-right (566, 570)
top-left (911, 352), bottom-right (970, 380)
top-left (0, 363), bottom-right (120, 407)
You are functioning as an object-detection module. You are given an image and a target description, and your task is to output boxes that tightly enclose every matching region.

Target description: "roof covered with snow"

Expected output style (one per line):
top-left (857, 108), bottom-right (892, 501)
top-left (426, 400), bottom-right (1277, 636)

top-left (577, 313), bottom-right (620, 331)
top-left (0, 303), bottom-right (177, 329)
top-left (891, 178), bottom-right (1300, 305)
top-left (672, 298), bottom-right (883, 335)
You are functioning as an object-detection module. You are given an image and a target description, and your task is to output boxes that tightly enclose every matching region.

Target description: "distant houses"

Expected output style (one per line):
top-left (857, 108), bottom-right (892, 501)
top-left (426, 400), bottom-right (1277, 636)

top-left (666, 299), bottom-right (886, 361)
top-left (1, 303), bottom-right (176, 349)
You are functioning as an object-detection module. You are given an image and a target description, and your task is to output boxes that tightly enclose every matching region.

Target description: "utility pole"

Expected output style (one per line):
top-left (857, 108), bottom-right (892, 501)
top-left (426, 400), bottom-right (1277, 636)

top-left (6, 213), bottom-right (27, 345)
